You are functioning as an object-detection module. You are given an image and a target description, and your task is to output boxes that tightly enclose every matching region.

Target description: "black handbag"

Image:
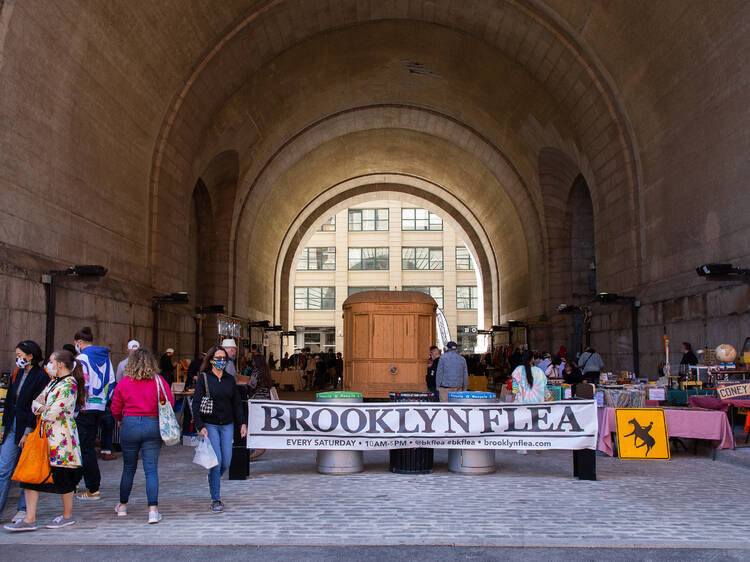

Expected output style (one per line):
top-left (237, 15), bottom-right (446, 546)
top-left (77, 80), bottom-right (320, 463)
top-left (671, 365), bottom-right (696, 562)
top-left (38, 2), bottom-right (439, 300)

top-left (199, 372), bottom-right (214, 415)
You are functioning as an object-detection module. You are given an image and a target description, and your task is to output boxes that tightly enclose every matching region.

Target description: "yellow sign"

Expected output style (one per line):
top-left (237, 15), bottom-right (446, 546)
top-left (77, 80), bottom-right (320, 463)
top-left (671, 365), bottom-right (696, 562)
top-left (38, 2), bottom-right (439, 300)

top-left (614, 408), bottom-right (670, 460)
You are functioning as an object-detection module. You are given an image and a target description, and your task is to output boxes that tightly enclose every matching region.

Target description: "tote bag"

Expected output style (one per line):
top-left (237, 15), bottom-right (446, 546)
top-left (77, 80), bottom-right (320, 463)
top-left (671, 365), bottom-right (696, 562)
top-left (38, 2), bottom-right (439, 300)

top-left (155, 375), bottom-right (181, 446)
top-left (12, 418), bottom-right (53, 485)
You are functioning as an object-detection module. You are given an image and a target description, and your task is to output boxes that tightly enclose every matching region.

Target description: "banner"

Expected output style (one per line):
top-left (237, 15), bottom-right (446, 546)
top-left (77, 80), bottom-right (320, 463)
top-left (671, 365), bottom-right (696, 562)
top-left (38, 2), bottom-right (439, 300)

top-left (248, 400), bottom-right (598, 451)
top-left (717, 382), bottom-right (750, 401)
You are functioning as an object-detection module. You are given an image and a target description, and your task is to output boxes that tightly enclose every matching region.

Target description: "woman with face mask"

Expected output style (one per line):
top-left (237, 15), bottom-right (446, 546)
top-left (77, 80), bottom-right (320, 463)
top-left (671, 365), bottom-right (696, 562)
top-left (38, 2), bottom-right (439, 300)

top-left (191, 346), bottom-right (247, 513)
top-left (4, 350), bottom-right (85, 532)
top-left (0, 341), bottom-right (49, 524)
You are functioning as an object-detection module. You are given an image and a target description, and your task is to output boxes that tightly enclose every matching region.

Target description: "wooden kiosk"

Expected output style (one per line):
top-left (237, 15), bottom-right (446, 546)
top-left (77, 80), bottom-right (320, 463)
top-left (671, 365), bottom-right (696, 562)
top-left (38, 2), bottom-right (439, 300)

top-left (342, 291), bottom-right (437, 398)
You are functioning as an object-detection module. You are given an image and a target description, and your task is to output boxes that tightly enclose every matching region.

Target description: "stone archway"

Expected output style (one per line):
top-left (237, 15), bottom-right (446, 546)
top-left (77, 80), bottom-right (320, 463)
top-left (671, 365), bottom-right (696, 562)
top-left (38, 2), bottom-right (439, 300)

top-left (272, 178), bottom-right (501, 331)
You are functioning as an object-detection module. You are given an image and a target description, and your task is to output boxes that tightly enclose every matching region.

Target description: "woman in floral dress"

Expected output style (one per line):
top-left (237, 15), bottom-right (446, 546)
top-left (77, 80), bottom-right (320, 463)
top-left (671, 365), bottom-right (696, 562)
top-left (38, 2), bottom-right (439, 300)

top-left (4, 349), bottom-right (85, 532)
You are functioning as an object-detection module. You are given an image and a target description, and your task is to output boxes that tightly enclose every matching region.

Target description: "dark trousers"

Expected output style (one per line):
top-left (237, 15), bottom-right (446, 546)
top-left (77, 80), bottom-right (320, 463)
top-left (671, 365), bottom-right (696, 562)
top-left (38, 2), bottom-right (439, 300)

top-left (584, 371), bottom-right (600, 386)
top-left (100, 410), bottom-right (115, 451)
top-left (77, 410), bottom-right (102, 493)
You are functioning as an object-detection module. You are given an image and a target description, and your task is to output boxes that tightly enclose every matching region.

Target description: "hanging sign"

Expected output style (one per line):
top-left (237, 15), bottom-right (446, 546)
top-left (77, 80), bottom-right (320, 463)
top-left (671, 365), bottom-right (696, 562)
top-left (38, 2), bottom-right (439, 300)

top-left (247, 399), bottom-right (598, 451)
top-left (716, 382), bottom-right (750, 401)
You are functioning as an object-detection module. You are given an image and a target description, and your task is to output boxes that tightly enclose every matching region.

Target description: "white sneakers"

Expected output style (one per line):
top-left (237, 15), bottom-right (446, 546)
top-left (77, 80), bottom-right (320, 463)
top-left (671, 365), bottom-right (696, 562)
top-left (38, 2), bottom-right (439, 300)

top-left (115, 503), bottom-right (160, 524)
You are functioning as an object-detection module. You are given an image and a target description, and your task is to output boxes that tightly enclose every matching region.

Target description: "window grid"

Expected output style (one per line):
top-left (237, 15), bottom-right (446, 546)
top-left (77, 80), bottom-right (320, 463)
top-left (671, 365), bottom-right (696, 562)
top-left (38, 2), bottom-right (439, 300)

top-left (402, 286), bottom-right (444, 309)
top-left (297, 247), bottom-right (336, 270)
top-left (455, 246), bottom-right (474, 270)
top-left (348, 247), bottom-right (389, 270)
top-left (294, 287), bottom-right (336, 310)
top-left (401, 247), bottom-right (444, 270)
top-left (348, 209), bottom-right (389, 231)
top-left (456, 286), bottom-right (478, 310)
top-left (401, 208), bottom-right (443, 231)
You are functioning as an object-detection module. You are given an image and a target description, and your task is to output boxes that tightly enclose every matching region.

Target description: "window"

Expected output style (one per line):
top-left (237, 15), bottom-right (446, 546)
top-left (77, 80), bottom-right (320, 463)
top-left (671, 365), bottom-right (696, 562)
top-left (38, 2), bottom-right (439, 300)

top-left (294, 287), bottom-right (336, 310)
top-left (348, 247), bottom-right (389, 270)
top-left (297, 327), bottom-right (336, 352)
top-left (297, 247), bottom-right (336, 270)
top-left (317, 216), bottom-right (336, 232)
top-left (402, 247), bottom-right (443, 270)
top-left (456, 246), bottom-right (474, 270)
top-left (457, 325), bottom-right (477, 353)
top-left (456, 286), bottom-right (479, 310)
top-left (348, 209), bottom-right (389, 231)
top-left (348, 286), bottom-right (388, 296)
top-left (403, 286), bottom-right (444, 308)
top-left (401, 208), bottom-right (443, 231)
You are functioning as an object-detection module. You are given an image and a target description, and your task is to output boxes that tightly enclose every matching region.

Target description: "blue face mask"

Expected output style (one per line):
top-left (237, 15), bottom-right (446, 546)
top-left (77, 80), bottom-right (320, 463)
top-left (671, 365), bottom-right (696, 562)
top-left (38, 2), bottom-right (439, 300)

top-left (212, 358), bottom-right (227, 370)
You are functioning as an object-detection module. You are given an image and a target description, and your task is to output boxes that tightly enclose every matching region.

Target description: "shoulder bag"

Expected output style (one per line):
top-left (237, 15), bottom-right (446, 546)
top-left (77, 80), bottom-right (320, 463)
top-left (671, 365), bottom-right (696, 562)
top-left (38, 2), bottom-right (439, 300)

top-left (199, 372), bottom-right (214, 415)
top-left (12, 417), bottom-right (53, 484)
top-left (155, 375), bottom-right (180, 446)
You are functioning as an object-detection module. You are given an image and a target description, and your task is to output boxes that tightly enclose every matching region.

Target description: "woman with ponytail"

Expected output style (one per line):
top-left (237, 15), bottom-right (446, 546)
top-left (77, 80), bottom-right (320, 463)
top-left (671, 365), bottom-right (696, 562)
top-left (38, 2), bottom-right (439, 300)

top-left (510, 349), bottom-right (548, 455)
top-left (4, 350), bottom-right (84, 532)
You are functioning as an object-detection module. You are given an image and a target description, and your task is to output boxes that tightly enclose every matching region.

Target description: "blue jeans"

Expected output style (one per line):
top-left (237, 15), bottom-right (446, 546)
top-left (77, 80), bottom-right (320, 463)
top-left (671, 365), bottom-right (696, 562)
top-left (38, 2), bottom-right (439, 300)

top-left (119, 416), bottom-right (162, 506)
top-left (205, 423), bottom-right (233, 501)
top-left (0, 420), bottom-right (27, 515)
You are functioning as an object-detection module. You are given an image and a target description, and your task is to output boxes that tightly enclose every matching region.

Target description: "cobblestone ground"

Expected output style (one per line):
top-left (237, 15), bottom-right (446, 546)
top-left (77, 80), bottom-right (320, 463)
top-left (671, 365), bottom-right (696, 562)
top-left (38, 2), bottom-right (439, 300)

top-left (1, 446), bottom-right (749, 548)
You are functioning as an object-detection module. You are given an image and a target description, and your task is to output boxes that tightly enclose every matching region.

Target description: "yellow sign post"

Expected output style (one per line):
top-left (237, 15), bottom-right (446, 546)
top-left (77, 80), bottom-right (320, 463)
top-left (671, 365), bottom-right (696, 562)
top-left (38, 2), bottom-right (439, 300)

top-left (614, 408), bottom-right (670, 460)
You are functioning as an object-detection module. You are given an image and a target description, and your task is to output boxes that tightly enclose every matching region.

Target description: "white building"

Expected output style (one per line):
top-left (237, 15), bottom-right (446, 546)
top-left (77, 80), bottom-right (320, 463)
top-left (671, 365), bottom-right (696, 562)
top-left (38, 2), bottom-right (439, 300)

top-left (288, 199), bottom-right (483, 355)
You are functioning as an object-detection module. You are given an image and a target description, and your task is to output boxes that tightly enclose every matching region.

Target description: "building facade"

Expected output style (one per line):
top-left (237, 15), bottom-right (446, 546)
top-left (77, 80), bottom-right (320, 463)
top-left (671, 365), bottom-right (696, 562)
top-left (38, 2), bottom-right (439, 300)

top-left (289, 199), bottom-right (482, 355)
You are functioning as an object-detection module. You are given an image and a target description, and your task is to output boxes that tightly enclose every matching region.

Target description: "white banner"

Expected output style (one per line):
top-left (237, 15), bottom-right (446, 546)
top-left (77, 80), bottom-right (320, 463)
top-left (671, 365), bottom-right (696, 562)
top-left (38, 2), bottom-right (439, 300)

top-left (248, 400), bottom-right (598, 450)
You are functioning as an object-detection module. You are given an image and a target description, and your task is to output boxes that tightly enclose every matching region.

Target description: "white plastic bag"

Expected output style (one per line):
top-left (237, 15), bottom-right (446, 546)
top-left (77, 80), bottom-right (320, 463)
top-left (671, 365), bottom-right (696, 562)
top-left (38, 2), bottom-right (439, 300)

top-left (192, 436), bottom-right (218, 469)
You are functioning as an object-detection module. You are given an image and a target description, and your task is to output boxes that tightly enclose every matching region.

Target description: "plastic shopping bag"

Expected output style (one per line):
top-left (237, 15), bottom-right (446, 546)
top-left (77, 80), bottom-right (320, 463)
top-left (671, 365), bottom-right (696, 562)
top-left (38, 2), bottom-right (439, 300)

top-left (192, 436), bottom-right (219, 469)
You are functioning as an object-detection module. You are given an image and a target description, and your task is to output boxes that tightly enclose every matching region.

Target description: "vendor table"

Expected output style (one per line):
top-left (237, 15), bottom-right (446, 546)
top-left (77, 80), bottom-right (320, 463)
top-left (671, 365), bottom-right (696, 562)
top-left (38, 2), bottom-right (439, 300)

top-left (690, 395), bottom-right (750, 444)
top-left (597, 407), bottom-right (735, 457)
top-left (274, 369), bottom-right (304, 391)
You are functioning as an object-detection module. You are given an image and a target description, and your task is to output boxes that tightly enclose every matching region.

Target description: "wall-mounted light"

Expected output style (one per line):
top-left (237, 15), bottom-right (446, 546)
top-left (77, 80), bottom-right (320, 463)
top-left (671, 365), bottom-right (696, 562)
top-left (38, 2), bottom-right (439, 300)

top-left (196, 304), bottom-right (225, 314)
top-left (696, 263), bottom-right (750, 280)
top-left (153, 292), bottom-right (189, 304)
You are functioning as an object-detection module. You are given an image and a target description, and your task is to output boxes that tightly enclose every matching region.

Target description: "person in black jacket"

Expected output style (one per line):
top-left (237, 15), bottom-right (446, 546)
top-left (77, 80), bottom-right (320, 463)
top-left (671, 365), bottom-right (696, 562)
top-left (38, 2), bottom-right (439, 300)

top-left (0, 340), bottom-right (50, 522)
top-left (425, 346), bottom-right (441, 395)
top-left (191, 346), bottom-right (247, 514)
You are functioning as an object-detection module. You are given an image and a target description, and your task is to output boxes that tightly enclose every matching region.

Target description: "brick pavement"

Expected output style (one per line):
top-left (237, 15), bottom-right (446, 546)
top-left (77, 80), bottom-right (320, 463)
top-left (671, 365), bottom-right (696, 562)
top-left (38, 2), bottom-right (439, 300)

top-left (1, 446), bottom-right (749, 548)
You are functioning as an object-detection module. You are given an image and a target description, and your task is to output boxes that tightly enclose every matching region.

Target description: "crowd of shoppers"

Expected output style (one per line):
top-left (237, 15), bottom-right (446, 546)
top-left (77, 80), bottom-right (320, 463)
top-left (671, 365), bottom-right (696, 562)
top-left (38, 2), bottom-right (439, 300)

top-left (0, 325), bottom-right (273, 531)
top-left (2, 319), bottom-right (615, 531)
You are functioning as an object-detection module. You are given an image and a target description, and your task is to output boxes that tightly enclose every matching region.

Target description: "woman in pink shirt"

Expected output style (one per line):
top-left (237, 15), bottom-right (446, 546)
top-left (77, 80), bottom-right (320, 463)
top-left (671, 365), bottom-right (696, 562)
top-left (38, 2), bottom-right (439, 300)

top-left (111, 349), bottom-right (174, 524)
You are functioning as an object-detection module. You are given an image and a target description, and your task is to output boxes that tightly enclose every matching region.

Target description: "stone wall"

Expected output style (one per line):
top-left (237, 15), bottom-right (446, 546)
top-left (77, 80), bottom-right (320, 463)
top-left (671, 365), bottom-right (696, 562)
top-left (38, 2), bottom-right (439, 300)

top-left (0, 245), bottom-right (195, 370)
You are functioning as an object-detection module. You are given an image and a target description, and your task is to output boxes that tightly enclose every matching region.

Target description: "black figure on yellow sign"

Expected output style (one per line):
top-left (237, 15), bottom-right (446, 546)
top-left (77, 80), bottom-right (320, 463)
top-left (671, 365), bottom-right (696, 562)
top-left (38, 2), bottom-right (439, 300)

top-left (623, 418), bottom-right (656, 456)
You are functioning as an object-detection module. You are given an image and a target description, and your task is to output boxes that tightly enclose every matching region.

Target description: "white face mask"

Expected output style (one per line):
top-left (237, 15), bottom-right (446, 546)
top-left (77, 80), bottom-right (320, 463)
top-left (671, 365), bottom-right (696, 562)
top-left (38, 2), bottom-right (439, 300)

top-left (46, 361), bottom-right (58, 377)
top-left (74, 343), bottom-right (81, 354)
top-left (16, 357), bottom-right (29, 369)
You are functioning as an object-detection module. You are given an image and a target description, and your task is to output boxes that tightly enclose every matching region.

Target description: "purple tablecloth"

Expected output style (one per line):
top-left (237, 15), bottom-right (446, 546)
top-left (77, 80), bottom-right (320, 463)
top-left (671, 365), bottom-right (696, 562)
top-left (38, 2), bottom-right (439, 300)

top-left (597, 407), bottom-right (735, 456)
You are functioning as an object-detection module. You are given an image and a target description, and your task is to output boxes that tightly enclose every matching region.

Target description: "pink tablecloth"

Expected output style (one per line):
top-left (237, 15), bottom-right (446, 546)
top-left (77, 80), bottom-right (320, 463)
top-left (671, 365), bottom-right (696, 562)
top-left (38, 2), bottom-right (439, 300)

top-left (597, 407), bottom-right (735, 456)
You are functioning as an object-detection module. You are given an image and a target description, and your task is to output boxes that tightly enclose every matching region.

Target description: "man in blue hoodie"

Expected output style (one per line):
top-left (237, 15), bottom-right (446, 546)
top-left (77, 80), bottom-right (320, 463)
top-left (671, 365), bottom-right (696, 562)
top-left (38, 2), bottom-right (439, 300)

top-left (73, 327), bottom-right (115, 500)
